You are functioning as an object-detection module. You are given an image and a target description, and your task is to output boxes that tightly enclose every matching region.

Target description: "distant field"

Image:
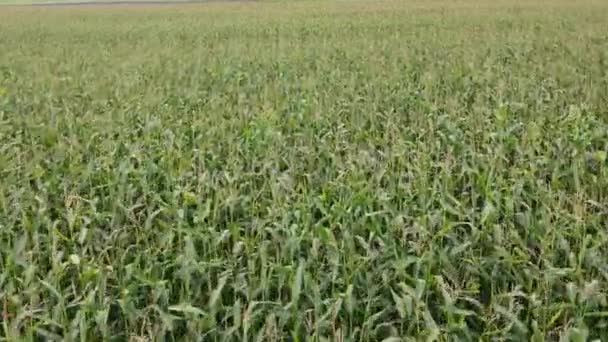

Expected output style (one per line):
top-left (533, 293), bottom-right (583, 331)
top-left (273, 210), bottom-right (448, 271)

top-left (0, 0), bottom-right (211, 4)
top-left (0, 0), bottom-right (202, 4)
top-left (1, 0), bottom-right (607, 340)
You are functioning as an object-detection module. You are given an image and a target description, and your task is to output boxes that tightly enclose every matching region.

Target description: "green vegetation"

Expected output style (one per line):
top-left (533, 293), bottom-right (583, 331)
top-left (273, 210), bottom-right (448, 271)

top-left (1, 1), bottom-right (607, 340)
top-left (0, 0), bottom-right (197, 4)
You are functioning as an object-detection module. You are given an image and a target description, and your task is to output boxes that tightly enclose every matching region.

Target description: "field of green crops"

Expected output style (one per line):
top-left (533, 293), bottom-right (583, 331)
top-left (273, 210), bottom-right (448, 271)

top-left (1, 0), bottom-right (608, 340)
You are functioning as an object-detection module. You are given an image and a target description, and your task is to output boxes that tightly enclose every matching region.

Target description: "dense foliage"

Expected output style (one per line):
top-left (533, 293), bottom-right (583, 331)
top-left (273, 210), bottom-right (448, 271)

top-left (1, 1), bottom-right (607, 340)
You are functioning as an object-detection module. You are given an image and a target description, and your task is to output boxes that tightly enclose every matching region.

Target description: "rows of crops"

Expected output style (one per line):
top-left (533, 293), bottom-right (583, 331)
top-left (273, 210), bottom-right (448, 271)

top-left (1, 1), bottom-right (607, 340)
